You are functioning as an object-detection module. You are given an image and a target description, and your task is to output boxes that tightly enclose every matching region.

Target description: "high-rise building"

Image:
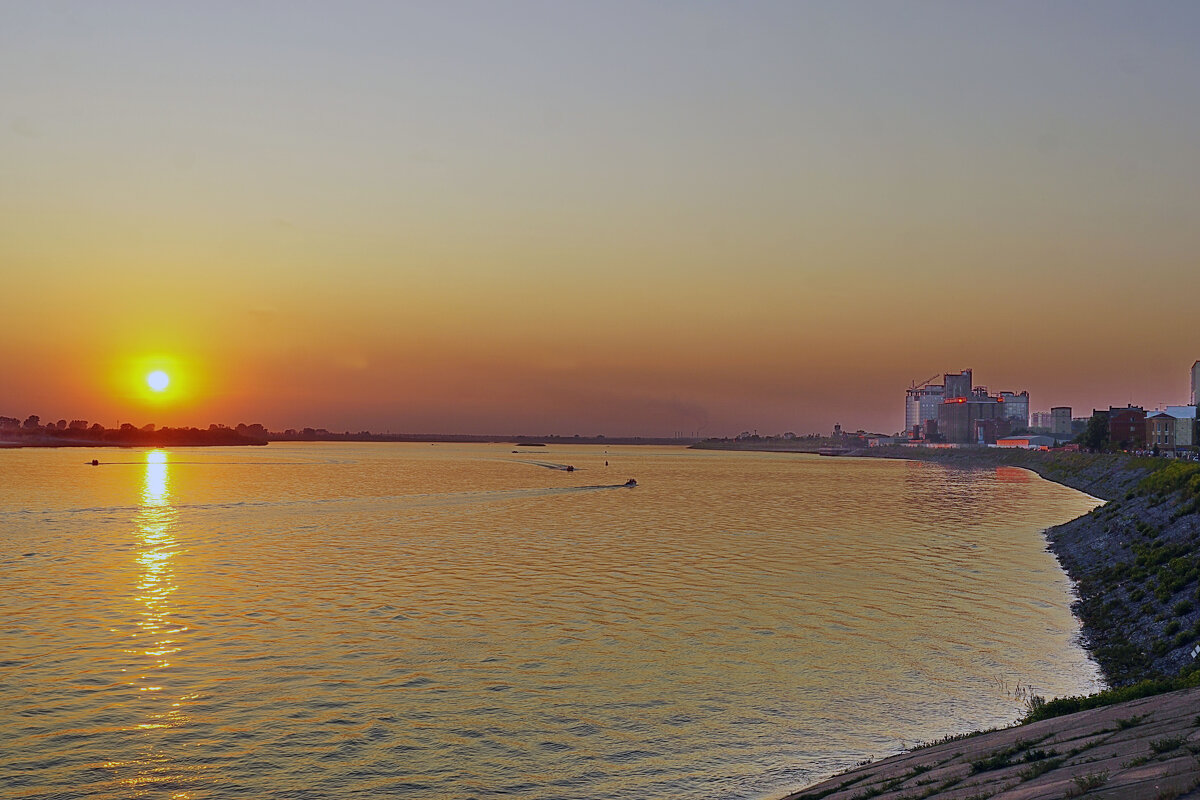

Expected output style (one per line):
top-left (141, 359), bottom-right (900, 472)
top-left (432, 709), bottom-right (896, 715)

top-left (998, 391), bottom-right (1030, 427)
top-left (905, 383), bottom-right (945, 435)
top-left (907, 371), bottom-right (1031, 439)
top-left (1051, 407), bottom-right (1072, 437)
top-left (944, 369), bottom-right (972, 400)
top-left (1192, 360), bottom-right (1199, 405)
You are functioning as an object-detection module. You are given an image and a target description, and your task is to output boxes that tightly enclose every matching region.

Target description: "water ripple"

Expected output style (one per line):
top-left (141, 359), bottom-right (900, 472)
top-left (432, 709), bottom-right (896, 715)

top-left (0, 444), bottom-right (1101, 800)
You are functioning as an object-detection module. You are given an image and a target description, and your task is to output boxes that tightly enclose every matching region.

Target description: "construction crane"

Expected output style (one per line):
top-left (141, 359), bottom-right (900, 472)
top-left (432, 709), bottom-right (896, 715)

top-left (908, 373), bottom-right (940, 391)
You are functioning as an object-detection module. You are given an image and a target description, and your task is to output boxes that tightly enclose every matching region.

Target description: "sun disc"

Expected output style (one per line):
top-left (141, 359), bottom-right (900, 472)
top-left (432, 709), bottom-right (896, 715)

top-left (147, 370), bottom-right (170, 392)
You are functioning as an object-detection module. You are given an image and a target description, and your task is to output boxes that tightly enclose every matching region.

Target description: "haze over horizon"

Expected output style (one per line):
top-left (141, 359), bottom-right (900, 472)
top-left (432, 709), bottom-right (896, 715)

top-left (3, 2), bottom-right (1198, 437)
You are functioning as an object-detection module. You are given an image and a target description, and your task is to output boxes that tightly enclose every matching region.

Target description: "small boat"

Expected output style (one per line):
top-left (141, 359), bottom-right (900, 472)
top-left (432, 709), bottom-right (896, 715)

top-left (624, 478), bottom-right (637, 487)
top-left (566, 465), bottom-right (575, 472)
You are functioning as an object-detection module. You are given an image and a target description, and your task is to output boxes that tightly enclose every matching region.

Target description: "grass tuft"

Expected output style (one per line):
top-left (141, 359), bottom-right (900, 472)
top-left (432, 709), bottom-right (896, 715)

top-left (1150, 736), bottom-right (1187, 754)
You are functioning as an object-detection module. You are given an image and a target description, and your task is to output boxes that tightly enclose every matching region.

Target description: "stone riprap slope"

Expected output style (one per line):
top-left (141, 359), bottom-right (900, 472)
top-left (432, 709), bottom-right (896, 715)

top-left (783, 686), bottom-right (1200, 800)
top-left (1045, 459), bottom-right (1200, 685)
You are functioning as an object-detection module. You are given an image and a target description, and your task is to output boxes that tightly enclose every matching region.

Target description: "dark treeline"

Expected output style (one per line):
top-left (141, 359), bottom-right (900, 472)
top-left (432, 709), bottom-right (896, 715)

top-left (0, 415), bottom-right (267, 447)
top-left (1, 415), bottom-right (696, 448)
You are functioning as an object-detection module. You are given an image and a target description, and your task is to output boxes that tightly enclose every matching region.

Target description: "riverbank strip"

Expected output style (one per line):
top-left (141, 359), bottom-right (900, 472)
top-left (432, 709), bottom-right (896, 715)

top-left (783, 684), bottom-right (1200, 800)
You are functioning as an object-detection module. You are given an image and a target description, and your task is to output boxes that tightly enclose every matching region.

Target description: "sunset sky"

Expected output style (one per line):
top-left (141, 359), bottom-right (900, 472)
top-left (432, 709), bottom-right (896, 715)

top-left (2, 1), bottom-right (1198, 436)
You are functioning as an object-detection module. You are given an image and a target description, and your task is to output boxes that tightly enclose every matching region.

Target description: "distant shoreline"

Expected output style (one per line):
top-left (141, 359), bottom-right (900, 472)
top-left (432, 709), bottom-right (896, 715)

top-left (0, 440), bottom-right (267, 449)
top-left (265, 433), bottom-right (701, 446)
top-left (0, 437), bottom-right (267, 449)
top-left (0, 432), bottom-right (701, 449)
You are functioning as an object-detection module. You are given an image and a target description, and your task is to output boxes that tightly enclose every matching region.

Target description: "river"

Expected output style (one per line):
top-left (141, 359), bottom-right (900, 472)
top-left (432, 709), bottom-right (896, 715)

top-left (0, 443), bottom-right (1101, 799)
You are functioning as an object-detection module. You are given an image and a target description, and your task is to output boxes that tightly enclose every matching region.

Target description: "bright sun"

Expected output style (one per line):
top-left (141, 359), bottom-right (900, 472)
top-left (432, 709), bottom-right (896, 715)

top-left (147, 370), bottom-right (170, 392)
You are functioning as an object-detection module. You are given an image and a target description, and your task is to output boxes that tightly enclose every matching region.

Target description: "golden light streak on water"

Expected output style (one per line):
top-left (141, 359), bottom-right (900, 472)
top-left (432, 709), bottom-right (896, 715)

top-left (114, 449), bottom-right (194, 794)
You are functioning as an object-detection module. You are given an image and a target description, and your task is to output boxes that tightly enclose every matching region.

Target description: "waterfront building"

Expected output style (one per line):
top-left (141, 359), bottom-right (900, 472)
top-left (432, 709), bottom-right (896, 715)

top-left (1146, 412), bottom-right (1173, 451)
top-left (995, 434), bottom-right (1056, 449)
top-left (997, 391), bottom-right (1030, 427)
top-left (974, 415), bottom-right (1014, 445)
top-left (866, 436), bottom-right (905, 447)
top-left (938, 394), bottom-right (1004, 443)
top-left (1051, 407), bottom-right (1072, 437)
top-left (904, 382), bottom-right (945, 436)
top-left (907, 370), bottom-right (1031, 440)
top-left (1029, 411), bottom-right (1054, 430)
top-left (1108, 406), bottom-right (1147, 448)
top-left (1146, 412), bottom-right (1182, 452)
top-left (1148, 406), bottom-right (1198, 452)
top-left (944, 369), bottom-right (972, 400)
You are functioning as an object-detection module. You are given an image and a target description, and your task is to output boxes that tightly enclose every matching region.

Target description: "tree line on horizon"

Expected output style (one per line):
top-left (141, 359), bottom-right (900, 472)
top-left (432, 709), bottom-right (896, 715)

top-left (1, 415), bottom-right (702, 446)
top-left (0, 415), bottom-right (267, 446)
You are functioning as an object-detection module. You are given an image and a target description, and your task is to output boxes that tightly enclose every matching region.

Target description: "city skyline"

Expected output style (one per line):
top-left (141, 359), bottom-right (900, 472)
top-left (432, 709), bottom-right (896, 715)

top-left (3, 2), bottom-right (1199, 436)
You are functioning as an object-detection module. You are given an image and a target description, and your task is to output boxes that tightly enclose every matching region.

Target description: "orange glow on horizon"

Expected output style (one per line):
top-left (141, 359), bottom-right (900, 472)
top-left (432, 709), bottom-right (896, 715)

top-left (3, 5), bottom-right (1200, 437)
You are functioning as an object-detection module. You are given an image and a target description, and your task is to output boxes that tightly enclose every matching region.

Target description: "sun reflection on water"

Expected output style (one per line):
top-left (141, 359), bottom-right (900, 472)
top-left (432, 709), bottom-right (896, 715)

top-left (117, 449), bottom-right (195, 793)
top-left (135, 450), bottom-right (178, 675)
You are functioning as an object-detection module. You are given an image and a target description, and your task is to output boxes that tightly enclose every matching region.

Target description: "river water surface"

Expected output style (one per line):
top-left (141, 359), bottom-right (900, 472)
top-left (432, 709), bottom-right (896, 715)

top-left (0, 444), bottom-right (1101, 799)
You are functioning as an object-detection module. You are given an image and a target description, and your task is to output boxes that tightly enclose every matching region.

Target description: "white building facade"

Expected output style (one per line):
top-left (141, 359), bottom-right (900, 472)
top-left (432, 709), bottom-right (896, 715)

top-left (905, 384), bottom-right (945, 435)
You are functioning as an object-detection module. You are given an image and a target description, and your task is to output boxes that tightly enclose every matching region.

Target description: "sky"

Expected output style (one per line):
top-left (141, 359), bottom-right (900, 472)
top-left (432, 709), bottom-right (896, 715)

top-left (2, 1), bottom-right (1198, 436)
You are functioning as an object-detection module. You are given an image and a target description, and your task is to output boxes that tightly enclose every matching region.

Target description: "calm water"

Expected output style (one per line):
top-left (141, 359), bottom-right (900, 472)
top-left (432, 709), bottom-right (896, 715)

top-left (0, 444), bottom-right (1101, 799)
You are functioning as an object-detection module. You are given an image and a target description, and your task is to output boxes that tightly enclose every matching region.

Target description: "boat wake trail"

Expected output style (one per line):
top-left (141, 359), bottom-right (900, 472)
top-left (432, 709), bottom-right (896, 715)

top-left (513, 460), bottom-right (578, 471)
top-left (554, 483), bottom-right (636, 492)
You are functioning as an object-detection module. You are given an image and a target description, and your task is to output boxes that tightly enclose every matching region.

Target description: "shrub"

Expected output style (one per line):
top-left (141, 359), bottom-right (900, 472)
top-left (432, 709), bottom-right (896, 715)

top-left (1018, 757), bottom-right (1063, 779)
top-left (1139, 461), bottom-right (1200, 498)
top-left (1022, 674), bottom-right (1200, 723)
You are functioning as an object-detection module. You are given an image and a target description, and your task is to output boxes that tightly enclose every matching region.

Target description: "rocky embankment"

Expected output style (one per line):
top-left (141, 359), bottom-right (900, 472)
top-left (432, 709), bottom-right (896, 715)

top-left (783, 685), bottom-right (1200, 800)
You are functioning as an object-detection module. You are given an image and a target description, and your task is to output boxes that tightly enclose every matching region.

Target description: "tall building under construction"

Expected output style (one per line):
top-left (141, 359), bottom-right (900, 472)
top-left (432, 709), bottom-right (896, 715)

top-left (904, 369), bottom-right (1031, 443)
